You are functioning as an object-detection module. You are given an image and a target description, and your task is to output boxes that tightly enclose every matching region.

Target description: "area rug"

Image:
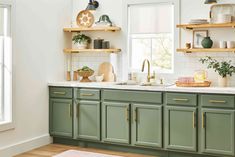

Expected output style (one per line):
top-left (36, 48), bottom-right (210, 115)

top-left (53, 150), bottom-right (123, 157)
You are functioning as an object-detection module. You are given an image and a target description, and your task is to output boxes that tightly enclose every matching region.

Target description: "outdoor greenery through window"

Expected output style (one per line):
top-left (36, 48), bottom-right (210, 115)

top-left (0, 4), bottom-right (12, 123)
top-left (128, 3), bottom-right (174, 73)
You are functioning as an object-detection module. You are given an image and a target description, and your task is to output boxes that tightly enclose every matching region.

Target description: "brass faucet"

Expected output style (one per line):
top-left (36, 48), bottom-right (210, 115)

top-left (142, 59), bottom-right (155, 82)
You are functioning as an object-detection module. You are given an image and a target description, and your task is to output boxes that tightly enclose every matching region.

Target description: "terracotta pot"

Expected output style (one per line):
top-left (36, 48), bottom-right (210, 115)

top-left (218, 76), bottom-right (228, 87)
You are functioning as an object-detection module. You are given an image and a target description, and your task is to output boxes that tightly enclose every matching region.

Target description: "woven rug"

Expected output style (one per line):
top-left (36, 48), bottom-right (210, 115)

top-left (53, 150), bottom-right (123, 157)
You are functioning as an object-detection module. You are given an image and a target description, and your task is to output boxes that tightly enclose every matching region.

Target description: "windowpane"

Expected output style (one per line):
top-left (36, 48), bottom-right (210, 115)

top-left (0, 4), bottom-right (11, 122)
top-left (128, 3), bottom-right (174, 73)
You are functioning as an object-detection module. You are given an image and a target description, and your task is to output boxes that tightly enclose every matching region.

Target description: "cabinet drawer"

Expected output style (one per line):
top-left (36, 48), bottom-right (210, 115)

top-left (49, 87), bottom-right (73, 99)
top-left (200, 94), bottom-right (235, 108)
top-left (76, 89), bottom-right (100, 100)
top-left (166, 93), bottom-right (197, 106)
top-left (103, 90), bottom-right (162, 104)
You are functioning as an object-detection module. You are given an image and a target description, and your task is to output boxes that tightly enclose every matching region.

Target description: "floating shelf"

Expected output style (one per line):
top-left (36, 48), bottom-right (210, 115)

top-left (63, 48), bottom-right (121, 54)
top-left (177, 48), bottom-right (235, 53)
top-left (63, 26), bottom-right (121, 32)
top-left (177, 23), bottom-right (235, 29)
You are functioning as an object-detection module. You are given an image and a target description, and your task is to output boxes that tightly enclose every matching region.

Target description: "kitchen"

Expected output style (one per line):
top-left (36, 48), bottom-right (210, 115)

top-left (1, 0), bottom-right (235, 157)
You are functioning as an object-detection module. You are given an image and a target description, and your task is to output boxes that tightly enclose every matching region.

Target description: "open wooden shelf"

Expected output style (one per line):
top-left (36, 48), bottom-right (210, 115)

top-left (177, 48), bottom-right (235, 53)
top-left (63, 48), bottom-right (121, 54)
top-left (63, 26), bottom-right (121, 32)
top-left (177, 23), bottom-right (235, 29)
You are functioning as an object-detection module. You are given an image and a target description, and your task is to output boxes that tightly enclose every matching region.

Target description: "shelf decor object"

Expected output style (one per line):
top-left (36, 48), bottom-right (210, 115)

top-left (210, 4), bottom-right (235, 24)
top-left (76, 10), bottom-right (94, 28)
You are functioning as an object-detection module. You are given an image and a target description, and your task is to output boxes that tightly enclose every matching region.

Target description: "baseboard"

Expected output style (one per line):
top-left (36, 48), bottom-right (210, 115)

top-left (0, 134), bottom-right (52, 157)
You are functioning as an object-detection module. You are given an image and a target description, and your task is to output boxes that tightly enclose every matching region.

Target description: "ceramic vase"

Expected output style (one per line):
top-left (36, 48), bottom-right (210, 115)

top-left (76, 42), bottom-right (88, 49)
top-left (218, 75), bottom-right (228, 87)
top-left (201, 37), bottom-right (213, 48)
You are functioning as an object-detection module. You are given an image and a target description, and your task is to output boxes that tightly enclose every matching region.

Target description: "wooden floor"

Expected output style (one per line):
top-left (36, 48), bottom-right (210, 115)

top-left (15, 144), bottom-right (156, 157)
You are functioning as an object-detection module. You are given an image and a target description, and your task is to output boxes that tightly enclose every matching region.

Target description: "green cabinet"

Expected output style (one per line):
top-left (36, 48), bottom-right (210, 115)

top-left (102, 102), bottom-right (130, 144)
top-left (49, 98), bottom-right (73, 138)
top-left (132, 104), bottom-right (162, 148)
top-left (76, 100), bottom-right (100, 141)
top-left (200, 108), bottom-right (234, 156)
top-left (165, 106), bottom-right (197, 152)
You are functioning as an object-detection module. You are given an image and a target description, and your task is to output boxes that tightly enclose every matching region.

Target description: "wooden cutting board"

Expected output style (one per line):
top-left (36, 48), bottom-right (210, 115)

top-left (98, 62), bottom-right (115, 82)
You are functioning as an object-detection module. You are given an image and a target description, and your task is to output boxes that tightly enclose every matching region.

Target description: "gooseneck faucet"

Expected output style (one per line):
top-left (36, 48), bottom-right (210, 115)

top-left (142, 59), bottom-right (155, 82)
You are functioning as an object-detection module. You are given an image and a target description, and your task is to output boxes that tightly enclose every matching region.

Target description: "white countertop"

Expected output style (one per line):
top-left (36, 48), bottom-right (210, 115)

top-left (48, 81), bottom-right (235, 94)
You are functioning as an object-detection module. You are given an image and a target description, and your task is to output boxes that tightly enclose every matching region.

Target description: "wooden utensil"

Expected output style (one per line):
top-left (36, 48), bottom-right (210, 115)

top-left (98, 62), bottom-right (115, 82)
top-left (176, 81), bottom-right (211, 87)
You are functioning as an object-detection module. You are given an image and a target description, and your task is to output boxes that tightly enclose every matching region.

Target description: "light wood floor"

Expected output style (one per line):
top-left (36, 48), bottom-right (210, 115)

top-left (15, 144), bottom-right (156, 157)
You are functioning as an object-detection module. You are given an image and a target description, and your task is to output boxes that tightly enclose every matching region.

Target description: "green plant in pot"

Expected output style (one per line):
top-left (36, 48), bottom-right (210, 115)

top-left (199, 56), bottom-right (235, 87)
top-left (72, 33), bottom-right (91, 49)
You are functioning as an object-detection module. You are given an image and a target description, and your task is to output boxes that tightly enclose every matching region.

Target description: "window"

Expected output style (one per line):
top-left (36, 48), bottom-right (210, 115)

top-left (0, 3), bottom-right (12, 126)
top-left (128, 3), bottom-right (174, 73)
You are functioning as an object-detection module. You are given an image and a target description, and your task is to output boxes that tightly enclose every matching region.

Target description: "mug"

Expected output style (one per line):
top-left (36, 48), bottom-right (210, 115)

top-left (227, 41), bottom-right (235, 48)
top-left (219, 41), bottom-right (227, 48)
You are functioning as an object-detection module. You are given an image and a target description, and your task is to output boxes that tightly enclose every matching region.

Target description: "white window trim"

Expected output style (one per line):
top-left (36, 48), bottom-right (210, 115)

top-left (122, 0), bottom-right (180, 80)
top-left (0, 0), bottom-right (15, 132)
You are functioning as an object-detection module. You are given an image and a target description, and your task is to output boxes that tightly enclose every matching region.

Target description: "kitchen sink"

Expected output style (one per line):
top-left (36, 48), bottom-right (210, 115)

top-left (115, 82), bottom-right (174, 87)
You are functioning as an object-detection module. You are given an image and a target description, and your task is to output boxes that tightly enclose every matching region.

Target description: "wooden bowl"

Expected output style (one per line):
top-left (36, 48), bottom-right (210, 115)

top-left (78, 71), bottom-right (94, 82)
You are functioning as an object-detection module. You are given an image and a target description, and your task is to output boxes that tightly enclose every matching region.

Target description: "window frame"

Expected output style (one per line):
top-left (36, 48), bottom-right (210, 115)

top-left (122, 0), bottom-right (180, 80)
top-left (0, 0), bottom-right (14, 132)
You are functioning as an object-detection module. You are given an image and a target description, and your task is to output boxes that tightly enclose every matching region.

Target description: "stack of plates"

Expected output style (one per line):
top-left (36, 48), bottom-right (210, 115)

top-left (189, 19), bottom-right (209, 24)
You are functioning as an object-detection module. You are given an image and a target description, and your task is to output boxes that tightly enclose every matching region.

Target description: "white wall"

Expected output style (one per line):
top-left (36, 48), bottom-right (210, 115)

top-left (72, 0), bottom-right (235, 86)
top-left (0, 0), bottom-right (70, 156)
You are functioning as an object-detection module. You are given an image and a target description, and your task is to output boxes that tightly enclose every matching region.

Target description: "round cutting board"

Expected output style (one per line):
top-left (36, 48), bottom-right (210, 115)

top-left (76, 10), bottom-right (94, 27)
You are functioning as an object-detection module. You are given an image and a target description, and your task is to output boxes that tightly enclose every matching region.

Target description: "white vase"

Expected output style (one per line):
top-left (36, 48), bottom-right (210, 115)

top-left (76, 42), bottom-right (88, 49)
top-left (218, 76), bottom-right (228, 87)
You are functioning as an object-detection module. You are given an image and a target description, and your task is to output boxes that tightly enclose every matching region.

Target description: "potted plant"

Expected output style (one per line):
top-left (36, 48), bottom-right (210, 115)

top-left (72, 33), bottom-right (91, 49)
top-left (199, 56), bottom-right (235, 87)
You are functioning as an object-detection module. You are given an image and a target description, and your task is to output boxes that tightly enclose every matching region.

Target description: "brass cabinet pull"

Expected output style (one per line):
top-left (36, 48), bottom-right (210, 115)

top-left (68, 104), bottom-right (72, 118)
top-left (81, 93), bottom-right (94, 96)
top-left (134, 108), bottom-right (137, 122)
top-left (202, 112), bottom-right (206, 128)
top-left (209, 100), bottom-right (226, 103)
top-left (192, 112), bottom-right (196, 128)
top-left (173, 98), bottom-right (189, 102)
top-left (53, 91), bottom-right (66, 95)
top-left (126, 107), bottom-right (129, 122)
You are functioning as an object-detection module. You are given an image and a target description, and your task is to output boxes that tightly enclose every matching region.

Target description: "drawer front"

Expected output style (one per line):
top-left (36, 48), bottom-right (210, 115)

top-left (103, 90), bottom-right (162, 104)
top-left (166, 93), bottom-right (197, 106)
top-left (77, 89), bottom-right (100, 100)
top-left (49, 87), bottom-right (73, 99)
top-left (200, 94), bottom-right (235, 108)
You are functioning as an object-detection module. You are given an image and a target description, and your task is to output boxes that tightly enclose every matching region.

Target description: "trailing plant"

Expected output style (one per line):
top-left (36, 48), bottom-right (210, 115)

top-left (72, 34), bottom-right (91, 44)
top-left (199, 56), bottom-right (235, 78)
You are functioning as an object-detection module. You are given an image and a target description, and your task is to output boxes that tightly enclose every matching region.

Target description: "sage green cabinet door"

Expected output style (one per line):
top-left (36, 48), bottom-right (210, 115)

top-left (132, 104), bottom-right (162, 148)
top-left (201, 108), bottom-right (234, 156)
top-left (102, 102), bottom-right (130, 144)
top-left (49, 99), bottom-right (73, 138)
top-left (165, 106), bottom-right (197, 152)
top-left (77, 100), bottom-right (100, 141)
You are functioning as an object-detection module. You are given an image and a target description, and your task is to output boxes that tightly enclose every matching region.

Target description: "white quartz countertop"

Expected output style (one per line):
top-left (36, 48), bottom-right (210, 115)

top-left (48, 81), bottom-right (235, 94)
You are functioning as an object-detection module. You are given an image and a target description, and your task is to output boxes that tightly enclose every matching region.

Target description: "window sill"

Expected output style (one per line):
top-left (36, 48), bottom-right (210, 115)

top-left (0, 121), bottom-right (15, 132)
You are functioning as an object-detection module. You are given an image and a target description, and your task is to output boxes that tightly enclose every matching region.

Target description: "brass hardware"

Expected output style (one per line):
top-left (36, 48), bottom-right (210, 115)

top-left (53, 91), bottom-right (66, 95)
top-left (142, 59), bottom-right (155, 82)
top-left (134, 108), bottom-right (137, 122)
top-left (202, 112), bottom-right (206, 128)
top-left (173, 98), bottom-right (189, 102)
top-left (68, 104), bottom-right (72, 117)
top-left (193, 112), bottom-right (196, 128)
top-left (209, 100), bottom-right (226, 103)
top-left (81, 93), bottom-right (95, 96)
top-left (126, 107), bottom-right (129, 121)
